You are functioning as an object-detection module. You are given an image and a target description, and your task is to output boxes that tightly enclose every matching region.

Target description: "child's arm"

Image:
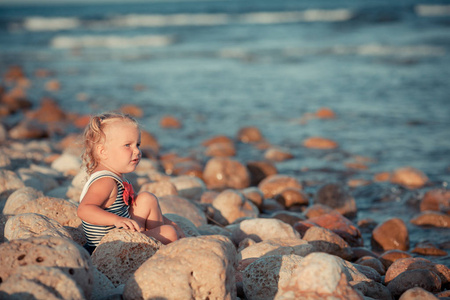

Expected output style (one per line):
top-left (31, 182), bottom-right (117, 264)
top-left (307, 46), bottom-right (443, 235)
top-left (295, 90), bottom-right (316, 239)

top-left (77, 177), bottom-right (141, 232)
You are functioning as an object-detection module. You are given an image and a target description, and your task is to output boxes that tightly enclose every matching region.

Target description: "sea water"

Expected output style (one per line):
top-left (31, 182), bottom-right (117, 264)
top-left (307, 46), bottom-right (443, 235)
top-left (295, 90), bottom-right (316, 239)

top-left (0, 0), bottom-right (449, 264)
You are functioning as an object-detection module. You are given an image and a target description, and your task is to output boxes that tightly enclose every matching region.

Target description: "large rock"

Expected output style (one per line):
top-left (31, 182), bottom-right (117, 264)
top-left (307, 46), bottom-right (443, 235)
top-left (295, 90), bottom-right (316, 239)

top-left (91, 229), bottom-right (162, 287)
top-left (314, 183), bottom-right (357, 218)
top-left (91, 267), bottom-right (116, 300)
top-left (4, 213), bottom-right (72, 241)
top-left (258, 174), bottom-right (302, 199)
top-left (384, 257), bottom-right (450, 289)
top-left (16, 167), bottom-right (59, 193)
top-left (243, 254), bottom-right (304, 300)
top-left (0, 170), bottom-right (25, 206)
top-left (123, 235), bottom-right (237, 300)
top-left (230, 218), bottom-right (300, 245)
top-left (0, 265), bottom-right (86, 300)
top-left (10, 196), bottom-right (81, 228)
top-left (164, 213), bottom-right (200, 237)
top-left (2, 187), bottom-right (44, 216)
top-left (399, 287), bottom-right (440, 300)
top-left (203, 157), bottom-right (250, 190)
top-left (239, 238), bottom-right (313, 260)
top-left (371, 218), bottom-right (409, 252)
top-left (139, 180), bottom-right (178, 197)
top-left (351, 280), bottom-right (393, 300)
top-left (159, 195), bottom-right (207, 227)
top-left (387, 269), bottom-right (441, 298)
top-left (0, 236), bottom-right (94, 299)
top-left (274, 252), bottom-right (363, 299)
top-left (302, 226), bottom-right (353, 261)
top-left (169, 175), bottom-right (206, 200)
top-left (212, 189), bottom-right (259, 225)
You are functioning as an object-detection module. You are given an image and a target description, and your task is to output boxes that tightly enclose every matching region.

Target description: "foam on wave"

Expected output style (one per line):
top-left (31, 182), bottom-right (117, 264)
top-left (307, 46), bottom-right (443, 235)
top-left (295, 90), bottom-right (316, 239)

top-left (23, 9), bottom-right (354, 31)
top-left (415, 5), bottom-right (450, 17)
top-left (51, 34), bottom-right (174, 49)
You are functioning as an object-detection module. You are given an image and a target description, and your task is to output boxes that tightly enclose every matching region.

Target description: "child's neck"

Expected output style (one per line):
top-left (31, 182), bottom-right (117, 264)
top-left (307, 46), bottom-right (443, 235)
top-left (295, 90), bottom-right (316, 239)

top-left (94, 164), bottom-right (123, 179)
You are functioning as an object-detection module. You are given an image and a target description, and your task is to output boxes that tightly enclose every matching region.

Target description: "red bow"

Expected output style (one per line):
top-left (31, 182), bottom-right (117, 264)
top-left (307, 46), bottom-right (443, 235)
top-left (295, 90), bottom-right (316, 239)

top-left (122, 182), bottom-right (135, 206)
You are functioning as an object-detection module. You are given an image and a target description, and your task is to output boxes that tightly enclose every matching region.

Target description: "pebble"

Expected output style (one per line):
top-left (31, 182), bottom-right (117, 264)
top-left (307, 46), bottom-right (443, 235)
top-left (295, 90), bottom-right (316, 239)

top-left (258, 174), bottom-right (302, 199)
top-left (203, 157), bottom-right (250, 190)
top-left (390, 166), bottom-right (428, 189)
top-left (371, 217), bottom-right (409, 252)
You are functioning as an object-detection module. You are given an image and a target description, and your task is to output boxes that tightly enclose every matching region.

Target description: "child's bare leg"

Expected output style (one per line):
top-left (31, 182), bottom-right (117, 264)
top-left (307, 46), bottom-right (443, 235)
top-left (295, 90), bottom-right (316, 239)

top-left (129, 191), bottom-right (178, 244)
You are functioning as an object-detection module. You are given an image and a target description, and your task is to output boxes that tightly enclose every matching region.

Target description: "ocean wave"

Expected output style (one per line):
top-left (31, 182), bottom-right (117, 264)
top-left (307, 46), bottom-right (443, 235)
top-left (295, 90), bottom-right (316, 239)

top-left (240, 9), bottom-right (353, 24)
top-left (51, 34), bottom-right (174, 49)
top-left (23, 17), bottom-right (81, 31)
top-left (284, 44), bottom-right (446, 57)
top-left (22, 9), bottom-right (353, 31)
top-left (415, 5), bottom-right (450, 17)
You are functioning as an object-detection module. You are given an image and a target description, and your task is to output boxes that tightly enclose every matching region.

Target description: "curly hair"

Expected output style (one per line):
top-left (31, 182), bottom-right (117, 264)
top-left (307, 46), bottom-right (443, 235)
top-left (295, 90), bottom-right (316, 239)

top-left (81, 112), bottom-right (139, 175)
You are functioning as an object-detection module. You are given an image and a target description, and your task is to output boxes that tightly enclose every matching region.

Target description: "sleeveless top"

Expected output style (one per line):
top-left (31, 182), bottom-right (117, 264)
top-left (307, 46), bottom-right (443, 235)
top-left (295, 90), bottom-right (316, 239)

top-left (79, 170), bottom-right (131, 247)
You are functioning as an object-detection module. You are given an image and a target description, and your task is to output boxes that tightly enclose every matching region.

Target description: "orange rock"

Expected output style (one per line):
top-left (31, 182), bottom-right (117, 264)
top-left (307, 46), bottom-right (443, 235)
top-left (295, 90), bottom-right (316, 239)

top-left (347, 179), bottom-right (371, 188)
top-left (171, 160), bottom-right (204, 179)
top-left (160, 115), bottom-right (182, 129)
top-left (410, 211), bottom-right (450, 228)
top-left (140, 130), bottom-right (160, 155)
top-left (390, 166), bottom-right (428, 189)
top-left (34, 68), bottom-right (53, 78)
top-left (274, 187), bottom-right (309, 208)
top-left (411, 241), bottom-right (447, 256)
top-left (203, 157), bottom-right (250, 190)
top-left (27, 98), bottom-right (66, 123)
top-left (303, 203), bottom-right (333, 219)
top-left (202, 135), bottom-right (234, 147)
top-left (3, 65), bottom-right (25, 83)
top-left (45, 79), bottom-right (60, 91)
top-left (120, 105), bottom-right (143, 118)
top-left (264, 147), bottom-right (294, 162)
top-left (258, 174), bottom-right (302, 199)
top-left (378, 249), bottom-right (412, 270)
top-left (315, 107), bottom-right (336, 119)
top-left (236, 126), bottom-right (263, 143)
top-left (307, 211), bottom-right (363, 247)
top-left (420, 189), bottom-right (450, 213)
top-left (371, 218), bottom-right (409, 252)
top-left (73, 115), bottom-right (91, 129)
top-left (303, 136), bottom-right (338, 149)
top-left (345, 162), bottom-right (368, 170)
top-left (204, 142), bottom-right (236, 157)
top-left (373, 172), bottom-right (391, 182)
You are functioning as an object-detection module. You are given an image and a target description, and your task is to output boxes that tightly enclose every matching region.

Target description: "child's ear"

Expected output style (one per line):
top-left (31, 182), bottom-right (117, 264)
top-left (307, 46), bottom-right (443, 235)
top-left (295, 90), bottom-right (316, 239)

top-left (96, 144), bottom-right (107, 160)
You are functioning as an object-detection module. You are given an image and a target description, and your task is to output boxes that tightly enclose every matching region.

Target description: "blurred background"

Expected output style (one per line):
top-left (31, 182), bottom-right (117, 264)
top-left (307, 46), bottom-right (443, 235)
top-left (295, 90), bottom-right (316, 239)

top-left (1, 0), bottom-right (449, 256)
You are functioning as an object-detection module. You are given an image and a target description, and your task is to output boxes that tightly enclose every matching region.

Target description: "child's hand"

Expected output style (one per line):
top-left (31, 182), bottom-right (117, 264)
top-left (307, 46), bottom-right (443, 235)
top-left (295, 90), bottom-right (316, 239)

top-left (114, 218), bottom-right (142, 232)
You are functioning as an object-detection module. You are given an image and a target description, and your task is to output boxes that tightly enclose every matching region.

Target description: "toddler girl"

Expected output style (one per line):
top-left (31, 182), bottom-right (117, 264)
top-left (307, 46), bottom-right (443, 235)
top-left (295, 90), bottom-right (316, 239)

top-left (77, 112), bottom-right (181, 254)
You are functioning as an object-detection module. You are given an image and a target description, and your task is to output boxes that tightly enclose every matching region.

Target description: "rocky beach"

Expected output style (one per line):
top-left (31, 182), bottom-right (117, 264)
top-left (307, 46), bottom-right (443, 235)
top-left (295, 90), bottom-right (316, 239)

top-left (0, 65), bottom-right (449, 299)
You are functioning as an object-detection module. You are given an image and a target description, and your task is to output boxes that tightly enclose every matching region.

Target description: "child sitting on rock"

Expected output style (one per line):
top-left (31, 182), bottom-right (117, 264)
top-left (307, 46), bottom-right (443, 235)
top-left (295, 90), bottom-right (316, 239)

top-left (77, 112), bottom-right (182, 254)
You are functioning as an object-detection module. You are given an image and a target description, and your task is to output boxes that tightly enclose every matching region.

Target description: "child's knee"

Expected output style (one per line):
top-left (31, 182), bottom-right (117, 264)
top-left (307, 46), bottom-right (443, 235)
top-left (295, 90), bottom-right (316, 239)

top-left (135, 191), bottom-right (159, 207)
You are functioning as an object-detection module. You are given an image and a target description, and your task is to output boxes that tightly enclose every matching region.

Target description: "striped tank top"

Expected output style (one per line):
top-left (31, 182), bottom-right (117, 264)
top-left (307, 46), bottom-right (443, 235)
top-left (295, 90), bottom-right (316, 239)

top-left (79, 170), bottom-right (131, 247)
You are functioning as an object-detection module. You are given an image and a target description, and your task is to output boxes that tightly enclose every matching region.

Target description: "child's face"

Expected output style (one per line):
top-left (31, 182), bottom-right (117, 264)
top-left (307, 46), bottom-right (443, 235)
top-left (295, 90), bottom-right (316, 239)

top-left (98, 120), bottom-right (141, 175)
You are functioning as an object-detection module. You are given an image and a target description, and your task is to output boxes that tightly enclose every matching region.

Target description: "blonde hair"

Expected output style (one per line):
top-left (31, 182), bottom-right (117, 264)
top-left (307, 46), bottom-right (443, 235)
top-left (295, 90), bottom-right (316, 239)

top-left (81, 112), bottom-right (139, 175)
